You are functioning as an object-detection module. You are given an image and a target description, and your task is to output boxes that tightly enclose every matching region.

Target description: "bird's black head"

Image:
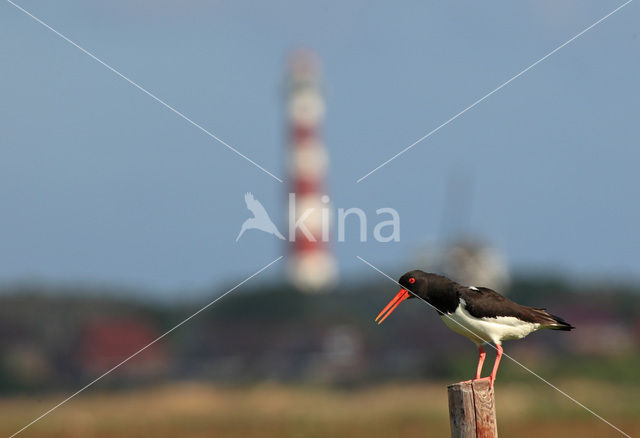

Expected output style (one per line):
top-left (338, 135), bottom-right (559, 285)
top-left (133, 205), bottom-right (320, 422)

top-left (375, 269), bottom-right (445, 324)
top-left (398, 269), bottom-right (433, 300)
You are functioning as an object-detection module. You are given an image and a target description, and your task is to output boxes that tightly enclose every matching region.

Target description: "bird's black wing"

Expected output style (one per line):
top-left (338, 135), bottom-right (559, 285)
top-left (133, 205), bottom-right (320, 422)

top-left (459, 286), bottom-right (569, 328)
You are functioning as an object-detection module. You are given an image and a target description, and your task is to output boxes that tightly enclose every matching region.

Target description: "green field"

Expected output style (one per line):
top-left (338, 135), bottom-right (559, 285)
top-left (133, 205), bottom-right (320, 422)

top-left (2, 380), bottom-right (638, 437)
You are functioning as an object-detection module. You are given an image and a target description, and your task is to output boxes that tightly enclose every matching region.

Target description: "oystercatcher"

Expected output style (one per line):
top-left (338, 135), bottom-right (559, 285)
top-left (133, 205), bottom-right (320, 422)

top-left (376, 270), bottom-right (574, 386)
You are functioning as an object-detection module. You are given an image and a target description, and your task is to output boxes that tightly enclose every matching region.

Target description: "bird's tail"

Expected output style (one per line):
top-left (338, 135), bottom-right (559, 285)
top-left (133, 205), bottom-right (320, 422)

top-left (546, 315), bottom-right (574, 331)
top-left (542, 311), bottom-right (575, 331)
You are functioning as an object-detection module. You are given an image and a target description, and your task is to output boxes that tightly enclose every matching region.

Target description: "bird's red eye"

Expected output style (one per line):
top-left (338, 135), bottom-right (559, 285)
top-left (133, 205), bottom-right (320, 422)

top-left (408, 277), bottom-right (416, 284)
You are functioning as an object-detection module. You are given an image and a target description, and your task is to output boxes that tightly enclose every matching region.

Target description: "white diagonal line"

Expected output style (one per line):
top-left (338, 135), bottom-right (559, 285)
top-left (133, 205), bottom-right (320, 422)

top-left (356, 255), bottom-right (631, 438)
top-left (356, 0), bottom-right (633, 183)
top-left (9, 255), bottom-right (284, 438)
top-left (5, 0), bottom-right (283, 183)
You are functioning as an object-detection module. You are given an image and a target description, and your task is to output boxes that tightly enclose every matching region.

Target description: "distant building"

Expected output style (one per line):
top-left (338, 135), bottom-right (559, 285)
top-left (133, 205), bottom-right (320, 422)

top-left (313, 326), bottom-right (364, 383)
top-left (78, 318), bottom-right (169, 379)
top-left (286, 50), bottom-right (337, 292)
top-left (414, 238), bottom-right (510, 292)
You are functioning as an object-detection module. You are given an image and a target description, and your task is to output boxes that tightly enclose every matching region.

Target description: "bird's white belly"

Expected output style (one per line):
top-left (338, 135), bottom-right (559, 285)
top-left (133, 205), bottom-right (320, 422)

top-left (440, 301), bottom-right (540, 345)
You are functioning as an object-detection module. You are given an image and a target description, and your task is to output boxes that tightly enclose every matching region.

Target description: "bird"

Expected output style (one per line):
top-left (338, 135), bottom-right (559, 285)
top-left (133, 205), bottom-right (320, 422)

top-left (375, 270), bottom-right (574, 386)
top-left (236, 192), bottom-right (286, 242)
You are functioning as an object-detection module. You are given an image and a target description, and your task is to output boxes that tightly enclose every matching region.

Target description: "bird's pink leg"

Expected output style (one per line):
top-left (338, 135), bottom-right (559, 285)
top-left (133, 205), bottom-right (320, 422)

top-left (489, 344), bottom-right (503, 387)
top-left (474, 345), bottom-right (486, 380)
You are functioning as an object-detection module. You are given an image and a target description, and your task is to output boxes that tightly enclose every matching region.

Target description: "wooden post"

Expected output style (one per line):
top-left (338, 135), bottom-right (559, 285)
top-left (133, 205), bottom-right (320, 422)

top-left (447, 379), bottom-right (497, 438)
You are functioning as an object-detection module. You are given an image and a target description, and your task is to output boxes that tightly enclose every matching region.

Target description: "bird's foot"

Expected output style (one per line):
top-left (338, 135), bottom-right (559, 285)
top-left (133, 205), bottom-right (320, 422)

top-left (474, 376), bottom-right (492, 387)
top-left (460, 376), bottom-right (491, 385)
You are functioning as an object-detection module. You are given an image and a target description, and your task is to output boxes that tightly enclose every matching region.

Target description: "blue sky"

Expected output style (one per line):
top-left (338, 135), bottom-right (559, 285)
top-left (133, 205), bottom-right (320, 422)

top-left (1, 1), bottom-right (638, 294)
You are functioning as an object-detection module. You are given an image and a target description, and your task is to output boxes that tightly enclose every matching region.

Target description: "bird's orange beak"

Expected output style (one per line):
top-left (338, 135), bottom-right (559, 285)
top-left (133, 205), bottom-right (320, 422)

top-left (375, 289), bottom-right (410, 324)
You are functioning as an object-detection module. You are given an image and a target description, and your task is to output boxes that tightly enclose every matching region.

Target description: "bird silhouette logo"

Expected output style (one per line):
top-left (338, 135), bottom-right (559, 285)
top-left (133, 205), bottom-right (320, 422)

top-left (236, 192), bottom-right (285, 242)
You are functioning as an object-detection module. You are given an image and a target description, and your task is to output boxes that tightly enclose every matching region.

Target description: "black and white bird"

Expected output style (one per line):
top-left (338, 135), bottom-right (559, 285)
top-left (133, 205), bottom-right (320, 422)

top-left (376, 270), bottom-right (574, 386)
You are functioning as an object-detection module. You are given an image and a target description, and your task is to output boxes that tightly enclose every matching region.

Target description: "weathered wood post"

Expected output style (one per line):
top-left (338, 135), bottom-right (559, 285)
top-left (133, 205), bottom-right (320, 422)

top-left (447, 379), bottom-right (497, 438)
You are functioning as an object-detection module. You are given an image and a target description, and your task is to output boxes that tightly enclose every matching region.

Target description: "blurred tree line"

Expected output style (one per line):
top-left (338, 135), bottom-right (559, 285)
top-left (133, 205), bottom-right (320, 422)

top-left (0, 275), bottom-right (638, 393)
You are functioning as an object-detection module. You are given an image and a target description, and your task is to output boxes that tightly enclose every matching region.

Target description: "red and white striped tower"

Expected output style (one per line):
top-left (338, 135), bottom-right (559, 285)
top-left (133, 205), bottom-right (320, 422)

top-left (287, 50), bottom-right (337, 293)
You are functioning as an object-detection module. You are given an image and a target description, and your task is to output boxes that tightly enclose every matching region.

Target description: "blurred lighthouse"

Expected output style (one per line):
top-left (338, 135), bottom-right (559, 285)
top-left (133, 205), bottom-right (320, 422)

top-left (286, 50), bottom-right (337, 293)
